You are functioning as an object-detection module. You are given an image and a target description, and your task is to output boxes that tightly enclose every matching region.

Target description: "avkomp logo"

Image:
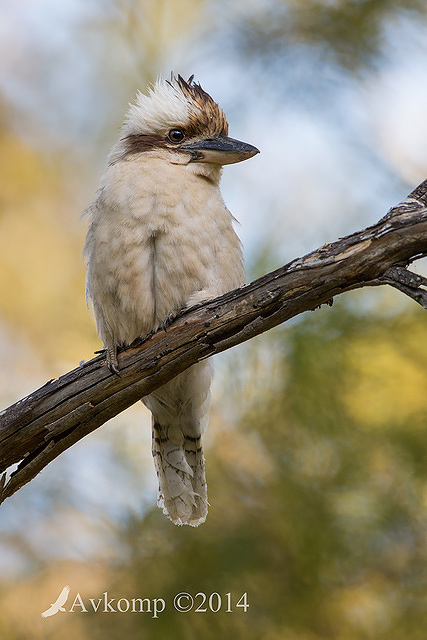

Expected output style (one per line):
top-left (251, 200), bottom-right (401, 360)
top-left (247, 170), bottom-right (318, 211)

top-left (41, 585), bottom-right (71, 618)
top-left (41, 586), bottom-right (166, 618)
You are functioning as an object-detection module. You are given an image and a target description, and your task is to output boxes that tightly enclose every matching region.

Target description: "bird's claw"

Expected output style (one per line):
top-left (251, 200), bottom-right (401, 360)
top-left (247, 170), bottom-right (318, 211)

top-left (163, 311), bottom-right (177, 332)
top-left (108, 361), bottom-right (121, 377)
top-left (106, 346), bottom-right (121, 377)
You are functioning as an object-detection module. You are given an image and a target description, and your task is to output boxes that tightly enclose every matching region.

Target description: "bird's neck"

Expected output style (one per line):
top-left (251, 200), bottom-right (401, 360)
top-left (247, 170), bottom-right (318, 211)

top-left (183, 160), bottom-right (223, 185)
top-left (108, 145), bottom-right (223, 187)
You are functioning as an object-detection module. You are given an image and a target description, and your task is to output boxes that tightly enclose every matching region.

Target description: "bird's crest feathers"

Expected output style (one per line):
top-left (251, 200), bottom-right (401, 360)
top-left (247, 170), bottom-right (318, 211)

top-left (124, 74), bottom-right (228, 140)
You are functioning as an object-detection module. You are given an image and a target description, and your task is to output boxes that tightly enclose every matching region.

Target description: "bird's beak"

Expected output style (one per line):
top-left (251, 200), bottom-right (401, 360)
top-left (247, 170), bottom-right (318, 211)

top-left (181, 134), bottom-right (259, 165)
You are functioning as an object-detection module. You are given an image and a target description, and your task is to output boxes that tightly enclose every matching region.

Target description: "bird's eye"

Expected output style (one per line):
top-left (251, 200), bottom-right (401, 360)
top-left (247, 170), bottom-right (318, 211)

top-left (168, 128), bottom-right (185, 143)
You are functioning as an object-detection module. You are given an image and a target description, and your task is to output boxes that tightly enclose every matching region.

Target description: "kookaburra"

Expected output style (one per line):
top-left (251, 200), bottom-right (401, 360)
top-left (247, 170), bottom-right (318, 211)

top-left (84, 74), bottom-right (259, 526)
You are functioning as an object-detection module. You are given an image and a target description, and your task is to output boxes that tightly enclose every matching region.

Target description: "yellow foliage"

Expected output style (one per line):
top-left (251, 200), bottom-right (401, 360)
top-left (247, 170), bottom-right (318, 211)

top-left (0, 130), bottom-right (98, 366)
top-left (343, 324), bottom-right (427, 428)
top-left (329, 574), bottom-right (398, 636)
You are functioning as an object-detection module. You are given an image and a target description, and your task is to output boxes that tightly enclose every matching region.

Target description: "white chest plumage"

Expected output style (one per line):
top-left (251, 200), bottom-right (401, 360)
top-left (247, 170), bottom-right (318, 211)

top-left (85, 152), bottom-right (244, 348)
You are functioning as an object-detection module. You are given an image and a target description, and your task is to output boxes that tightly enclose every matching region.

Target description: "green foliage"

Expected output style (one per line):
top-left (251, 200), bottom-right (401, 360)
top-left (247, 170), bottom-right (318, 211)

top-left (19, 301), bottom-right (424, 640)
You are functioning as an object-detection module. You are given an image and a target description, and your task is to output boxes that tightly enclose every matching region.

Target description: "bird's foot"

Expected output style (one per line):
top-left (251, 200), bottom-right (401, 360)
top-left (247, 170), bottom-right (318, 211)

top-left (106, 346), bottom-right (121, 377)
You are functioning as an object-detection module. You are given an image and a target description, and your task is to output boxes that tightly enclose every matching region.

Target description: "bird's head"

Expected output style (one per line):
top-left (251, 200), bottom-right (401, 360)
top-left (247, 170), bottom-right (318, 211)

top-left (111, 74), bottom-right (259, 172)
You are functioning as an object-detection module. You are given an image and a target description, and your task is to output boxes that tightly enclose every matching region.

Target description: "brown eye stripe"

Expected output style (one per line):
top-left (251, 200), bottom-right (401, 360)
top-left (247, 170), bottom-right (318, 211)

top-left (113, 133), bottom-right (168, 161)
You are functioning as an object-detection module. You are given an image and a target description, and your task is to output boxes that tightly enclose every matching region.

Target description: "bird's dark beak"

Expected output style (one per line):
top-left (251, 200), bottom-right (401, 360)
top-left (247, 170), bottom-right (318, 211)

top-left (181, 134), bottom-right (259, 165)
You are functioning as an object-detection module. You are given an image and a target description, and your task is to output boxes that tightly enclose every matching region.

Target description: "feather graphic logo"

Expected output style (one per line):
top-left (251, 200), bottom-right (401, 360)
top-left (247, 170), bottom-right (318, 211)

top-left (41, 585), bottom-right (70, 618)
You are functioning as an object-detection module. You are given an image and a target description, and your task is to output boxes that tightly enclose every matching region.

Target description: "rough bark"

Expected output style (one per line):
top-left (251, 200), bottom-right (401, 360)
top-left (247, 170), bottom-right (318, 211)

top-left (1, 179), bottom-right (427, 505)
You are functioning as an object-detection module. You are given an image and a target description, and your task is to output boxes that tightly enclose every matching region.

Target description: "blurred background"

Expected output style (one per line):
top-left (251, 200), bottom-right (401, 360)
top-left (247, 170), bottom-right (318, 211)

top-left (1, 0), bottom-right (427, 637)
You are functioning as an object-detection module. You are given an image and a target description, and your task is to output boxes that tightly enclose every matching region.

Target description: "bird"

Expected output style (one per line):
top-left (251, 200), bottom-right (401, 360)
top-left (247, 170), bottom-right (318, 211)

top-left (84, 74), bottom-right (259, 526)
top-left (41, 585), bottom-right (70, 618)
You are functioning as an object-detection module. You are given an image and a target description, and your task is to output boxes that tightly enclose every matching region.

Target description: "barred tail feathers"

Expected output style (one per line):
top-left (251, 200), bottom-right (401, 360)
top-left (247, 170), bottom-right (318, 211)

top-left (152, 421), bottom-right (208, 526)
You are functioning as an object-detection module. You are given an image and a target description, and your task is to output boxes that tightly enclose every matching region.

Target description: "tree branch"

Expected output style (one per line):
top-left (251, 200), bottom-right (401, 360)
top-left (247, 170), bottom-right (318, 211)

top-left (1, 179), bottom-right (427, 505)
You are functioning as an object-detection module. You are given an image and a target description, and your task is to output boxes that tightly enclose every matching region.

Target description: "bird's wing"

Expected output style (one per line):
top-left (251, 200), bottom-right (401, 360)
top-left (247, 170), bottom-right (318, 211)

top-left (55, 585), bottom-right (71, 607)
top-left (41, 605), bottom-right (57, 618)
